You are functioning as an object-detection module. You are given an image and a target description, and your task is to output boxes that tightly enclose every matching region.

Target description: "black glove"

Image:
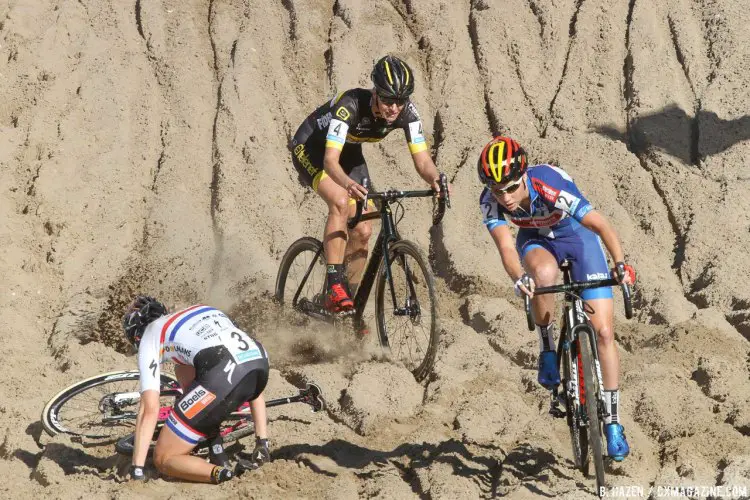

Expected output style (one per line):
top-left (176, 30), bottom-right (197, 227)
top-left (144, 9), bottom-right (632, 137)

top-left (129, 465), bottom-right (146, 481)
top-left (245, 438), bottom-right (270, 470)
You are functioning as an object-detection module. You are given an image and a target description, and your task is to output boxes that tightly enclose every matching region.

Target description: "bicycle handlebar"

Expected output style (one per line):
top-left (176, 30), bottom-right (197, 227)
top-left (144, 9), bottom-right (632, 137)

top-left (347, 173), bottom-right (450, 230)
top-left (523, 277), bottom-right (634, 331)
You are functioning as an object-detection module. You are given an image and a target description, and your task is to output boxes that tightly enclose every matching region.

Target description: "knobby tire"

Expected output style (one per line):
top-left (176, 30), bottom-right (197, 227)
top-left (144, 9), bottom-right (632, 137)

top-left (561, 340), bottom-right (587, 469)
top-left (41, 370), bottom-right (179, 439)
top-left (275, 236), bottom-right (325, 306)
top-left (375, 240), bottom-right (438, 382)
top-left (579, 329), bottom-right (606, 492)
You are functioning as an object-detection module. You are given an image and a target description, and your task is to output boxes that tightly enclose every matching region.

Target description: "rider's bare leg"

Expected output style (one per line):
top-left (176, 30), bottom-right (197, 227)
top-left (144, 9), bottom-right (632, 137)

top-left (174, 365), bottom-right (196, 390)
top-left (523, 247), bottom-right (558, 328)
top-left (317, 177), bottom-right (350, 269)
top-left (153, 426), bottom-right (215, 482)
top-left (585, 298), bottom-right (619, 390)
top-left (344, 202), bottom-right (372, 295)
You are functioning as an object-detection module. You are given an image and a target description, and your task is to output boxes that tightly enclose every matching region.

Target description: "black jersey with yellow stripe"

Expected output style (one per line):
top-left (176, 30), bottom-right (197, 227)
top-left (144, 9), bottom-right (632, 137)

top-left (295, 88), bottom-right (428, 156)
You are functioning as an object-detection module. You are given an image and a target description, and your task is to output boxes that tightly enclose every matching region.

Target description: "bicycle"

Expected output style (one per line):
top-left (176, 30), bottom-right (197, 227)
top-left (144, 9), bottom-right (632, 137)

top-left (522, 261), bottom-right (633, 495)
top-left (41, 370), bottom-right (325, 456)
top-left (275, 174), bottom-right (450, 382)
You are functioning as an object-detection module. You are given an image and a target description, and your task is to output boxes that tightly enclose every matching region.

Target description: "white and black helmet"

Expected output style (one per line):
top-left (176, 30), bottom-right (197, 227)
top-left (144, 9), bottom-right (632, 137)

top-left (122, 295), bottom-right (168, 348)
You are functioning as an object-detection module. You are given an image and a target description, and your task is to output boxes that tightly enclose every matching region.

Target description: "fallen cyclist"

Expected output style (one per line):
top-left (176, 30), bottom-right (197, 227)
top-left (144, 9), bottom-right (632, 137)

top-left (123, 296), bottom-right (271, 483)
top-left (477, 136), bottom-right (635, 461)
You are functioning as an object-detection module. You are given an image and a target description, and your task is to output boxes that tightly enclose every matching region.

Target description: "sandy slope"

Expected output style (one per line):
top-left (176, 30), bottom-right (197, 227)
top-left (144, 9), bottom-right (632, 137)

top-left (1, 0), bottom-right (748, 498)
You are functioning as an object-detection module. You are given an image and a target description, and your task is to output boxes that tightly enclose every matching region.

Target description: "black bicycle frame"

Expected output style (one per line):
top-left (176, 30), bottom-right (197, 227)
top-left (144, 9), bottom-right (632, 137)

top-left (350, 198), bottom-right (409, 325)
top-left (291, 175), bottom-right (448, 327)
top-left (293, 195), bottom-right (421, 325)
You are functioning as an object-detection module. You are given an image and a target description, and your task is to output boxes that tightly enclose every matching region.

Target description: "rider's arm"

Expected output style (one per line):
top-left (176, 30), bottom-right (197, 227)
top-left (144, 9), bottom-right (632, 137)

top-left (489, 224), bottom-right (526, 282)
top-left (132, 389), bottom-right (160, 468)
top-left (580, 210), bottom-right (626, 264)
top-left (249, 392), bottom-right (267, 440)
top-left (411, 150), bottom-right (442, 192)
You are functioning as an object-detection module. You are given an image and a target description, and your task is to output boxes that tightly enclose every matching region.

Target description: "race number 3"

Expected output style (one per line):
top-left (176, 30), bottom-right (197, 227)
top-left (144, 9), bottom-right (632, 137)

top-left (227, 331), bottom-right (262, 364)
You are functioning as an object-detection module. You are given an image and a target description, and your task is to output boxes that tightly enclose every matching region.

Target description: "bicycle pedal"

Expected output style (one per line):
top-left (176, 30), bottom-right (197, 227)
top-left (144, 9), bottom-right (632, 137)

top-left (549, 406), bottom-right (567, 418)
top-left (548, 389), bottom-right (566, 418)
top-left (330, 309), bottom-right (356, 318)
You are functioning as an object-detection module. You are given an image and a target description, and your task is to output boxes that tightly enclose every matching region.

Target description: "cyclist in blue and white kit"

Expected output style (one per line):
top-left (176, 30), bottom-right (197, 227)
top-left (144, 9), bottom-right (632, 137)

top-left (477, 136), bottom-right (635, 461)
top-left (122, 296), bottom-right (271, 483)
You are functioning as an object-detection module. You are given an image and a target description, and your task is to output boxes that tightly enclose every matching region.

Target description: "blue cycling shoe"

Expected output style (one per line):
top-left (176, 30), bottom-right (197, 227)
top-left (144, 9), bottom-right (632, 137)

top-left (605, 423), bottom-right (630, 461)
top-left (537, 350), bottom-right (560, 389)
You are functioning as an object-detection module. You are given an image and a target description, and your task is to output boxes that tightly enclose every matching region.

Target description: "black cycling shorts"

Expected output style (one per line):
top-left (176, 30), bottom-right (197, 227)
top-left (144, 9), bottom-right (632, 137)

top-left (290, 123), bottom-right (370, 191)
top-left (166, 343), bottom-right (269, 444)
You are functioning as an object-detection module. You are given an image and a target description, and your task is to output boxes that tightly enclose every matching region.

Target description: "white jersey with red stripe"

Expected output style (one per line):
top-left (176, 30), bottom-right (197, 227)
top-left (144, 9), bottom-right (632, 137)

top-left (137, 305), bottom-right (264, 393)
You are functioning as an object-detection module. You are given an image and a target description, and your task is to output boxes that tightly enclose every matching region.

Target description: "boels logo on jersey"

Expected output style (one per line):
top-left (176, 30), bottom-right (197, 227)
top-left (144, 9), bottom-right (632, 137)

top-left (179, 385), bottom-right (216, 419)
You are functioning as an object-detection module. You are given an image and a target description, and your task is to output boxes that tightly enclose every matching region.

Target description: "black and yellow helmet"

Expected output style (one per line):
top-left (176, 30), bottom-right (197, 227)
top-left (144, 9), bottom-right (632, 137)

top-left (477, 136), bottom-right (528, 185)
top-left (371, 55), bottom-right (415, 100)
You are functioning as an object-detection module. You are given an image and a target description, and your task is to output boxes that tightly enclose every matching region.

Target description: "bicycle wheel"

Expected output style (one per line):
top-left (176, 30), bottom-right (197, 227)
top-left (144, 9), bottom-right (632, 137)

top-left (561, 338), bottom-right (587, 470)
top-left (375, 240), bottom-right (438, 382)
top-left (578, 328), bottom-right (606, 490)
top-left (275, 237), bottom-right (327, 309)
top-left (41, 370), bottom-right (179, 439)
top-left (115, 414), bottom-right (255, 456)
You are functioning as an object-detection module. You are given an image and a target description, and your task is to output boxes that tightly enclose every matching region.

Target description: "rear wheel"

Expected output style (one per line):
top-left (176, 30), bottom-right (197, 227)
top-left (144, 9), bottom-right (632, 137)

top-left (275, 237), bottom-right (327, 312)
top-left (41, 370), bottom-right (179, 440)
top-left (375, 240), bottom-right (439, 382)
top-left (578, 327), bottom-right (606, 491)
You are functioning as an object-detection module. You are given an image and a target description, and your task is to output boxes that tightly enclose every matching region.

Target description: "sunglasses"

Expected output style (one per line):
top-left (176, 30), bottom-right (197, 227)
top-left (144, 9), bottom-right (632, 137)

top-left (377, 94), bottom-right (408, 106)
top-left (490, 178), bottom-right (524, 195)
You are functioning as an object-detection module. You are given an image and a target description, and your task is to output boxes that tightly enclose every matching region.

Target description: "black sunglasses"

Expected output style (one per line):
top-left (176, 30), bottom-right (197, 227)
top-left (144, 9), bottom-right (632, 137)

top-left (377, 94), bottom-right (408, 106)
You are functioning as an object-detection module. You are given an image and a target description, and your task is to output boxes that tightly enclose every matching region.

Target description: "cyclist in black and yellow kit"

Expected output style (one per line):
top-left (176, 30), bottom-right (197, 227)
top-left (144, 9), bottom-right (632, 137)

top-left (290, 55), bottom-right (448, 313)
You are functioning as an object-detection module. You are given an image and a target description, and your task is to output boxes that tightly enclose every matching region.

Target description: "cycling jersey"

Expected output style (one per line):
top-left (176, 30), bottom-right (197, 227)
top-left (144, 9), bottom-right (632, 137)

top-left (137, 305), bottom-right (266, 393)
top-left (481, 164), bottom-right (612, 300)
top-left (480, 164), bottom-right (594, 238)
top-left (291, 88), bottom-right (428, 190)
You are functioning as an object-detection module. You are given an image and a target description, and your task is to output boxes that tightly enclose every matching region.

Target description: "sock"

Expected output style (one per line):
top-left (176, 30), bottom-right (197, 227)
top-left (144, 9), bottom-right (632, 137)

top-left (326, 264), bottom-right (345, 288)
top-left (536, 322), bottom-right (556, 352)
top-left (210, 465), bottom-right (234, 484)
top-left (603, 389), bottom-right (619, 425)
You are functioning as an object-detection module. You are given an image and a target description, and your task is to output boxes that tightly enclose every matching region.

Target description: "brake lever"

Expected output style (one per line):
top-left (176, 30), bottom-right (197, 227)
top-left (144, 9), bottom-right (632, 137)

top-left (439, 173), bottom-right (450, 209)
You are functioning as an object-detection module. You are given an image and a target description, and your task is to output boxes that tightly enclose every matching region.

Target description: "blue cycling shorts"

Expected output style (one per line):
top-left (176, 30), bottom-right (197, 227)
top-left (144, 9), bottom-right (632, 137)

top-left (516, 228), bottom-right (613, 300)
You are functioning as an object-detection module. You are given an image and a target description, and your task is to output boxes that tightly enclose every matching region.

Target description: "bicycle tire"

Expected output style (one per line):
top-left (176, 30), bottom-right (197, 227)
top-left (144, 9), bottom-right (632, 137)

top-left (41, 370), bottom-right (179, 439)
top-left (275, 237), bottom-right (326, 308)
top-left (561, 340), bottom-right (587, 469)
top-left (578, 328), bottom-right (606, 491)
top-left (375, 240), bottom-right (439, 382)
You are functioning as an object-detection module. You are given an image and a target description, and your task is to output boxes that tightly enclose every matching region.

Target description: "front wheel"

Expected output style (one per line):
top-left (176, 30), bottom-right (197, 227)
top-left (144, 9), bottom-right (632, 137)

top-left (275, 237), bottom-right (327, 311)
top-left (375, 240), bottom-right (439, 382)
top-left (578, 328), bottom-right (606, 491)
top-left (41, 370), bottom-right (180, 439)
top-left (561, 336), bottom-right (588, 470)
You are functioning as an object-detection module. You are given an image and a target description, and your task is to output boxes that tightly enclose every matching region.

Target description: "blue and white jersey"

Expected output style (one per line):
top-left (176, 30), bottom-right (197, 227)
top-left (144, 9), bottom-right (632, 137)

top-left (480, 164), bottom-right (594, 239)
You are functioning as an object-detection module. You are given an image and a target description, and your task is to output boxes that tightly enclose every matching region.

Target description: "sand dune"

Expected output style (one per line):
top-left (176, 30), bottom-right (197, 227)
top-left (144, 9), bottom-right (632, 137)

top-left (1, 1), bottom-right (748, 498)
